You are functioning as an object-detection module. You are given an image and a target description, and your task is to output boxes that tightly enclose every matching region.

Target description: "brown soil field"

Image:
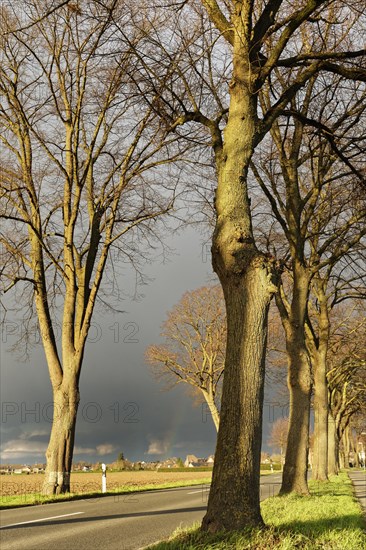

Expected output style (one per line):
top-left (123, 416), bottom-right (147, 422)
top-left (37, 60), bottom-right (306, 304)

top-left (0, 470), bottom-right (212, 497)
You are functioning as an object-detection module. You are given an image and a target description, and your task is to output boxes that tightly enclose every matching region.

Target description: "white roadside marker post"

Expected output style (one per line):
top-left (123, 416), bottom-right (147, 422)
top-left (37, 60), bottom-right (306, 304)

top-left (102, 463), bottom-right (107, 493)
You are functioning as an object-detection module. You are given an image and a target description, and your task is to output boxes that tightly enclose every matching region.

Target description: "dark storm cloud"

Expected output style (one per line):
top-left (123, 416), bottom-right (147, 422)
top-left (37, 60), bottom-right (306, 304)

top-left (1, 228), bottom-right (219, 464)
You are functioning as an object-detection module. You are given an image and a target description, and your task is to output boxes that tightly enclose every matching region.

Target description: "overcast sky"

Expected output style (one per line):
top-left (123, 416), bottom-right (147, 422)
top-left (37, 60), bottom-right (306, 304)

top-left (0, 226), bottom-right (285, 465)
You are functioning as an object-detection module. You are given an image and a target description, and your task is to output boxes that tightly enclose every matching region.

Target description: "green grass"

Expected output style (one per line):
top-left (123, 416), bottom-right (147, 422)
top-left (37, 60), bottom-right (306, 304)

top-left (0, 478), bottom-right (211, 509)
top-left (146, 473), bottom-right (365, 549)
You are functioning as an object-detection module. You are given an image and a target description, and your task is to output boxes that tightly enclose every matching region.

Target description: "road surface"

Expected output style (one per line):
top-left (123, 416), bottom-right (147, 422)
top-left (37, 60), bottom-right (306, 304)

top-left (0, 474), bottom-right (283, 550)
top-left (348, 470), bottom-right (366, 519)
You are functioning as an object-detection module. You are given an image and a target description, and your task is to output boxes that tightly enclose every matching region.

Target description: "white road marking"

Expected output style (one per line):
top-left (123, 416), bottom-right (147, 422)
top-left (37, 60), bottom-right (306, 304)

top-left (0, 511), bottom-right (84, 529)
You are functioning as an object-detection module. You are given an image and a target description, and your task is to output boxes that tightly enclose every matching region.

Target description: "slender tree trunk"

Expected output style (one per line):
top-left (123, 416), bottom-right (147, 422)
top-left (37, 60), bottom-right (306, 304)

top-left (343, 426), bottom-right (350, 467)
top-left (308, 446), bottom-right (313, 470)
top-left (327, 412), bottom-right (339, 475)
top-left (280, 264), bottom-right (311, 495)
top-left (42, 373), bottom-right (80, 495)
top-left (339, 451), bottom-right (345, 469)
top-left (312, 359), bottom-right (329, 480)
top-left (353, 432), bottom-right (360, 468)
top-left (311, 283), bottom-right (329, 481)
top-left (202, 391), bottom-right (220, 432)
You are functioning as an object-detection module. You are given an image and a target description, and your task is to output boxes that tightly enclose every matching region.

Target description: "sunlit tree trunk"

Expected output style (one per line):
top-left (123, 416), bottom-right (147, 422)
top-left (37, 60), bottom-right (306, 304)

top-left (202, 391), bottom-right (220, 432)
top-left (43, 374), bottom-right (80, 494)
top-left (309, 283), bottom-right (330, 481)
top-left (201, 15), bottom-right (277, 531)
top-left (353, 430), bottom-right (360, 468)
top-left (327, 412), bottom-right (339, 475)
top-left (339, 449), bottom-right (345, 469)
top-left (313, 358), bottom-right (329, 480)
top-left (343, 426), bottom-right (350, 467)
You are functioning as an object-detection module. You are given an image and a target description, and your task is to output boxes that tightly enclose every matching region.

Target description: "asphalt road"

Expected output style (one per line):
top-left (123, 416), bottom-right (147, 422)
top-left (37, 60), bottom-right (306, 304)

top-left (0, 474), bottom-right (283, 550)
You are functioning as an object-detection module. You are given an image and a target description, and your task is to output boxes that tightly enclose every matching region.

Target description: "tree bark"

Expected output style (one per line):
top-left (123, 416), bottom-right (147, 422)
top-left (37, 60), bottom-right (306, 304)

top-left (343, 426), bottom-right (350, 467)
top-left (312, 356), bottom-right (329, 480)
top-left (201, 12), bottom-right (277, 530)
top-left (353, 431), bottom-right (360, 468)
top-left (339, 449), bottom-right (345, 469)
top-left (327, 412), bottom-right (339, 475)
top-left (310, 282), bottom-right (329, 481)
top-left (280, 264), bottom-right (311, 495)
top-left (42, 374), bottom-right (80, 495)
top-left (202, 391), bottom-right (220, 432)
top-left (202, 264), bottom-right (274, 531)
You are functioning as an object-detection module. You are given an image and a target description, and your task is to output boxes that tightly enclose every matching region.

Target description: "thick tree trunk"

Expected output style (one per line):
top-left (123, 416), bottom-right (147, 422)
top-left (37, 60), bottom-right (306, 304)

top-left (280, 264), bottom-right (311, 495)
top-left (280, 375), bottom-right (311, 494)
top-left (42, 375), bottom-right (80, 495)
top-left (200, 9), bottom-right (277, 531)
top-left (312, 359), bottom-right (329, 481)
top-left (202, 264), bottom-right (274, 531)
top-left (327, 412), bottom-right (339, 475)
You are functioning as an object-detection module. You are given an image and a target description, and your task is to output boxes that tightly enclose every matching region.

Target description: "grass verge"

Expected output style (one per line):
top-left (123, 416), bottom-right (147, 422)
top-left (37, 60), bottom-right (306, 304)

top-left (0, 478), bottom-right (211, 509)
top-left (146, 472), bottom-right (365, 549)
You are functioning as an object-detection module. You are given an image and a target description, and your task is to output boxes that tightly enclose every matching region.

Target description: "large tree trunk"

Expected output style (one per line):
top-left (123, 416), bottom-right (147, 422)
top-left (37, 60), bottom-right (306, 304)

top-left (42, 374), bottom-right (80, 495)
top-left (202, 264), bottom-right (274, 531)
top-left (280, 264), bottom-right (311, 495)
top-left (327, 412), bottom-right (339, 475)
top-left (201, 16), bottom-right (276, 531)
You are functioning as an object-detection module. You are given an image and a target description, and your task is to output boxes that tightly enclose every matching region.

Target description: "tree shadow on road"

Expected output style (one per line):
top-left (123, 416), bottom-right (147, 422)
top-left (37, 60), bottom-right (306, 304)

top-left (0, 505), bottom-right (207, 531)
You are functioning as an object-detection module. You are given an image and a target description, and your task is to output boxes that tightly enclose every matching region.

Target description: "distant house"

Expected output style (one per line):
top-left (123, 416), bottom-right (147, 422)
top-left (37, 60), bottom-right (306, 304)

top-left (184, 455), bottom-right (214, 468)
top-left (12, 465), bottom-right (31, 474)
top-left (32, 464), bottom-right (45, 474)
top-left (184, 455), bottom-right (198, 467)
top-left (188, 462), bottom-right (203, 468)
top-left (160, 458), bottom-right (179, 469)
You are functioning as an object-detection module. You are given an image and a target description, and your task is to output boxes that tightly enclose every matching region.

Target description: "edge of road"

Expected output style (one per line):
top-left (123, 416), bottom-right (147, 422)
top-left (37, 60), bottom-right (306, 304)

top-left (348, 470), bottom-right (366, 525)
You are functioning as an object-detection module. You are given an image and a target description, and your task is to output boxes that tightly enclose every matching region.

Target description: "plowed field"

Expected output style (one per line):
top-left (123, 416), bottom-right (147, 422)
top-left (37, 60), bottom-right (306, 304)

top-left (1, 470), bottom-right (212, 497)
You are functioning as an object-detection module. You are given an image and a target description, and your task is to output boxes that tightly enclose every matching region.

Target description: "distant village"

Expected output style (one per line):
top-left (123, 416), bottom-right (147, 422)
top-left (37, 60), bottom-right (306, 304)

top-left (0, 454), bottom-right (215, 475)
top-left (0, 452), bottom-right (291, 475)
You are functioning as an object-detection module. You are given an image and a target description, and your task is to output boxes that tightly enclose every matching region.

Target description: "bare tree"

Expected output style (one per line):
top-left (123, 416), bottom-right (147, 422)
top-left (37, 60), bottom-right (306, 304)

top-left (251, 54), bottom-right (366, 486)
top-left (137, 0), bottom-right (366, 529)
top-left (146, 285), bottom-right (226, 431)
top-left (327, 306), bottom-right (366, 473)
top-left (268, 417), bottom-right (289, 470)
top-left (0, 1), bottom-right (187, 494)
